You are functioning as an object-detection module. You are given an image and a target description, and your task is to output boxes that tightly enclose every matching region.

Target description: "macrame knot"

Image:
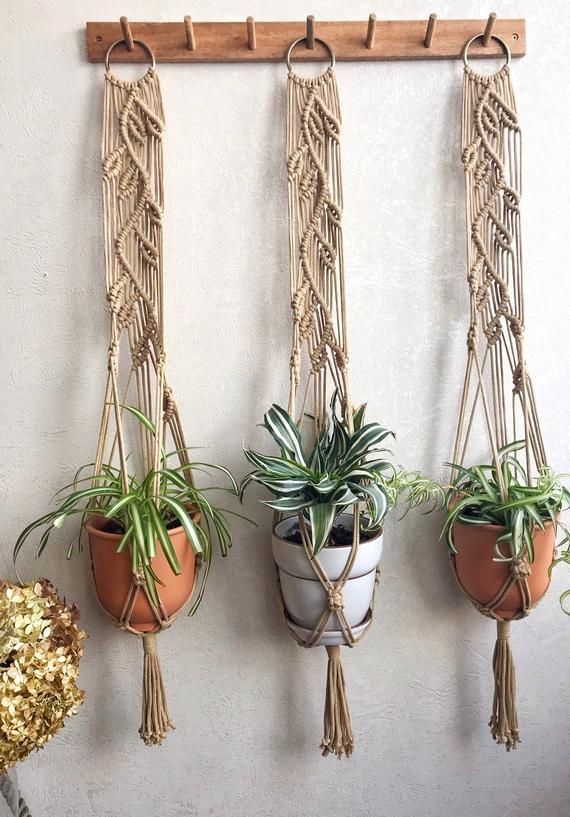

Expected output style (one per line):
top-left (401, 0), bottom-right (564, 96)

top-left (307, 110), bottom-right (325, 145)
top-left (102, 144), bottom-right (126, 179)
top-left (300, 168), bottom-right (318, 198)
top-left (107, 340), bottom-right (120, 370)
top-left (462, 143), bottom-right (478, 172)
top-left (512, 363), bottom-right (523, 394)
top-left (328, 587), bottom-right (345, 611)
top-left (474, 160), bottom-right (492, 189)
top-left (326, 200), bottom-right (342, 227)
top-left (287, 146), bottom-right (306, 180)
top-left (503, 186), bottom-right (521, 214)
top-left (162, 387), bottom-right (175, 422)
top-left (334, 346), bottom-right (348, 371)
top-left (508, 315), bottom-right (524, 339)
top-left (142, 633), bottom-right (157, 655)
top-left (510, 558), bottom-right (531, 580)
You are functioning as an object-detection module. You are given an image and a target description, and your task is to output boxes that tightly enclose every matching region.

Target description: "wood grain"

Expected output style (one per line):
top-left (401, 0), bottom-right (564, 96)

top-left (86, 19), bottom-right (526, 63)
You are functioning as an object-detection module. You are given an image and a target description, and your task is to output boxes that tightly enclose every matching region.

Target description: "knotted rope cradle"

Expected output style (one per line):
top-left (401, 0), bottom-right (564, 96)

top-left (451, 35), bottom-right (549, 750)
top-left (96, 40), bottom-right (198, 745)
top-left (277, 38), bottom-right (379, 759)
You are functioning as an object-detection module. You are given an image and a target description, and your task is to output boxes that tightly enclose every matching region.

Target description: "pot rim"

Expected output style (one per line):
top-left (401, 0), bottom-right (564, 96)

top-left (272, 513), bottom-right (383, 551)
top-left (85, 509), bottom-right (202, 541)
top-left (452, 516), bottom-right (556, 534)
top-left (278, 564), bottom-right (378, 584)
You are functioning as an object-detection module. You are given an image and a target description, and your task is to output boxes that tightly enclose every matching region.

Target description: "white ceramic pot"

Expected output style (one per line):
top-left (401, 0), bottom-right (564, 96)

top-left (272, 513), bottom-right (383, 636)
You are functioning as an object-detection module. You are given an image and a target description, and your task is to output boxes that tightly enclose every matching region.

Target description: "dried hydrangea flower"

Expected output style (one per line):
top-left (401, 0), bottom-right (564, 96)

top-left (0, 578), bottom-right (85, 773)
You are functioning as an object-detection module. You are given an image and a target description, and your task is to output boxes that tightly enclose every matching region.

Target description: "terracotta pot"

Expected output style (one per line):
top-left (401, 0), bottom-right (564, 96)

top-left (452, 519), bottom-right (556, 620)
top-left (86, 513), bottom-right (199, 633)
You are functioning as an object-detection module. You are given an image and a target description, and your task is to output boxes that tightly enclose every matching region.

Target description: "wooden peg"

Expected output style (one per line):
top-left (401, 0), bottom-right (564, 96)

top-left (424, 14), bottom-right (437, 48)
top-left (306, 15), bottom-right (315, 49)
top-left (184, 15), bottom-right (196, 51)
top-left (119, 16), bottom-right (134, 51)
top-left (366, 14), bottom-right (377, 49)
top-left (246, 16), bottom-right (256, 50)
top-left (482, 12), bottom-right (497, 46)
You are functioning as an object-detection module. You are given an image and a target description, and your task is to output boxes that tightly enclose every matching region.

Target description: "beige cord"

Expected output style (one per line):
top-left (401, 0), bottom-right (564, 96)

top-left (451, 60), bottom-right (549, 750)
top-left (282, 63), bottom-right (377, 758)
top-left (97, 65), bottom-right (199, 745)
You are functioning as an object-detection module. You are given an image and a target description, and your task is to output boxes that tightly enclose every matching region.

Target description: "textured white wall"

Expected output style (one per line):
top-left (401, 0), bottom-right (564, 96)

top-left (2, 1), bottom-right (570, 815)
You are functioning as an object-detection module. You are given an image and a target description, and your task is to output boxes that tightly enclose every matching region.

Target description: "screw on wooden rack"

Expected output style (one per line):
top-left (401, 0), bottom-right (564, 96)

top-left (119, 16), bottom-right (134, 51)
top-left (184, 15), bottom-right (196, 51)
top-left (482, 12), bottom-right (497, 46)
top-left (366, 14), bottom-right (377, 49)
top-left (424, 13), bottom-right (437, 48)
top-left (306, 15), bottom-right (315, 49)
top-left (246, 16), bottom-right (256, 50)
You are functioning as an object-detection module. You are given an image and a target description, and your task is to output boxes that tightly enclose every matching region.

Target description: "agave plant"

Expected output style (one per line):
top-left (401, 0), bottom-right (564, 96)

top-left (14, 406), bottom-right (243, 612)
top-left (241, 397), bottom-right (444, 554)
top-left (442, 441), bottom-right (570, 563)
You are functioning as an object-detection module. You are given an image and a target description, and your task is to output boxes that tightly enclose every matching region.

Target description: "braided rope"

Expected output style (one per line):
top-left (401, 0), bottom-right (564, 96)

top-left (283, 65), bottom-right (379, 758)
top-left (451, 61), bottom-right (548, 751)
top-left (95, 66), bottom-right (200, 745)
top-left (453, 64), bottom-right (545, 481)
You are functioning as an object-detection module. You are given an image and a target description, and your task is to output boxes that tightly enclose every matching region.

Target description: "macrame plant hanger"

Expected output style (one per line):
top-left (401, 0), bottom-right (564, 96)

top-left (279, 35), bottom-right (379, 759)
top-left (95, 39), bottom-right (200, 745)
top-left (451, 34), bottom-right (549, 750)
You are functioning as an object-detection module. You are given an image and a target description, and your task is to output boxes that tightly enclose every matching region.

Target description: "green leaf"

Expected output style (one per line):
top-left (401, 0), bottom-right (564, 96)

top-left (329, 484), bottom-right (358, 506)
top-left (312, 475), bottom-right (338, 495)
top-left (341, 423), bottom-right (393, 469)
top-left (159, 496), bottom-right (204, 557)
top-left (122, 404), bottom-right (157, 437)
top-left (253, 475), bottom-right (310, 496)
top-left (129, 503), bottom-right (149, 565)
top-left (307, 504), bottom-right (337, 555)
top-left (263, 496), bottom-right (312, 512)
top-left (263, 404), bottom-right (306, 464)
top-left (146, 501), bottom-right (182, 574)
top-left (497, 440), bottom-right (526, 459)
top-left (352, 403), bottom-right (367, 432)
top-left (350, 482), bottom-right (388, 529)
top-left (116, 524), bottom-right (134, 554)
top-left (186, 462), bottom-right (239, 494)
top-left (141, 560), bottom-right (161, 608)
top-left (105, 493), bottom-right (138, 517)
top-left (243, 448), bottom-right (313, 479)
top-left (524, 503), bottom-right (545, 531)
top-left (472, 467), bottom-right (499, 501)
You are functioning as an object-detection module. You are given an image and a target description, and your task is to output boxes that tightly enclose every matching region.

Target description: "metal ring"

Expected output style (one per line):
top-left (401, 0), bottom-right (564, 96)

top-left (286, 36), bottom-right (336, 73)
top-left (463, 33), bottom-right (511, 69)
top-left (105, 38), bottom-right (156, 73)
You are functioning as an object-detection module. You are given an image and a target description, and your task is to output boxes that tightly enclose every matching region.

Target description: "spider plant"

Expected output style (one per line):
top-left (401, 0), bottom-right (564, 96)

top-left (14, 406), bottom-right (244, 612)
top-left (241, 396), bottom-right (444, 555)
top-left (442, 441), bottom-right (570, 563)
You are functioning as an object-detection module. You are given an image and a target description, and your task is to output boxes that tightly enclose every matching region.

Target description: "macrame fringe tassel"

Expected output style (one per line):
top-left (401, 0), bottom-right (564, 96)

top-left (139, 632), bottom-right (174, 746)
top-left (489, 620), bottom-right (520, 751)
top-left (320, 645), bottom-right (354, 759)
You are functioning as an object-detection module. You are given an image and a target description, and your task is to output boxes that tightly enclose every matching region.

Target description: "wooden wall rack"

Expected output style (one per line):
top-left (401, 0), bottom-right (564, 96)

top-left (86, 14), bottom-right (526, 63)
